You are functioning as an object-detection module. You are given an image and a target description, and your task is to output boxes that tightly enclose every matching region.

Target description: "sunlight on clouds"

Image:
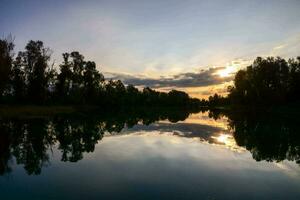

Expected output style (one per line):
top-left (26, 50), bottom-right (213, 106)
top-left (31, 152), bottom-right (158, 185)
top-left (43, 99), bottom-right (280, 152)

top-left (107, 58), bottom-right (251, 99)
top-left (216, 65), bottom-right (236, 77)
top-left (214, 60), bottom-right (245, 78)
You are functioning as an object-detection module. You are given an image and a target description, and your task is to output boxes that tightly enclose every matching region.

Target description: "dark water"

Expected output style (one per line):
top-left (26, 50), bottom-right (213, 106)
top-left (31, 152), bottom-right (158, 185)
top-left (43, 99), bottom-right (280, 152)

top-left (0, 109), bottom-right (299, 200)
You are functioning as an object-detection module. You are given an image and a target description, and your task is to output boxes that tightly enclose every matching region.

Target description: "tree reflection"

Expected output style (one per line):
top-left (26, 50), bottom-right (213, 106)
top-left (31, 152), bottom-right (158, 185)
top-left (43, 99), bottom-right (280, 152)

top-left (13, 119), bottom-right (53, 175)
top-left (54, 118), bottom-right (105, 162)
top-left (0, 108), bottom-right (199, 175)
top-left (1, 108), bottom-right (299, 176)
top-left (0, 121), bottom-right (13, 175)
top-left (208, 109), bottom-right (300, 165)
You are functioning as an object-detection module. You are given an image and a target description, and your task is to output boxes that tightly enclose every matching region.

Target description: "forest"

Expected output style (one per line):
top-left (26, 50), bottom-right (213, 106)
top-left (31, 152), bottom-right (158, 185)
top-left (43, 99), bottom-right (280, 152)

top-left (0, 37), bottom-right (200, 107)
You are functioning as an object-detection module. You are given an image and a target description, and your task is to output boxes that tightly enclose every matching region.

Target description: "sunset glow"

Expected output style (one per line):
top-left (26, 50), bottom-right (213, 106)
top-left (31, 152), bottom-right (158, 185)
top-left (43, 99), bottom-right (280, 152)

top-left (1, 0), bottom-right (300, 97)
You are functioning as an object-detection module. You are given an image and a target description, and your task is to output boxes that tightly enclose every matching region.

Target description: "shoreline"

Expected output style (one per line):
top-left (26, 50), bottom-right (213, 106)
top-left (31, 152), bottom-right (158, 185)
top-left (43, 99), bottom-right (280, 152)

top-left (0, 105), bottom-right (201, 118)
top-left (1, 104), bottom-right (300, 118)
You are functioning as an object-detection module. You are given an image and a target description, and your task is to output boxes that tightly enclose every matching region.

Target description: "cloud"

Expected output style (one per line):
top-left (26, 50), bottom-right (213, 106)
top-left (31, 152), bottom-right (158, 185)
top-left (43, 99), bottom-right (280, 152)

top-left (105, 66), bottom-right (233, 88)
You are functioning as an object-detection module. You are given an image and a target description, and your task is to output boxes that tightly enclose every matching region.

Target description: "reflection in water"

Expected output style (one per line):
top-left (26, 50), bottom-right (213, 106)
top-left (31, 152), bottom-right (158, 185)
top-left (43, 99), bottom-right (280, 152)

top-left (184, 112), bottom-right (229, 129)
top-left (225, 110), bottom-right (300, 165)
top-left (0, 109), bottom-right (198, 175)
top-left (0, 108), bottom-right (299, 176)
top-left (0, 109), bottom-right (300, 199)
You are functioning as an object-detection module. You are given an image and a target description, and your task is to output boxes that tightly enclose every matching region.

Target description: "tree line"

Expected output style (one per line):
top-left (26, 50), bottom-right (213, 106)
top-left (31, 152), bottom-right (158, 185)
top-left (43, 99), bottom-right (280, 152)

top-left (2, 36), bottom-right (299, 108)
top-left (206, 56), bottom-right (300, 107)
top-left (0, 37), bottom-right (200, 107)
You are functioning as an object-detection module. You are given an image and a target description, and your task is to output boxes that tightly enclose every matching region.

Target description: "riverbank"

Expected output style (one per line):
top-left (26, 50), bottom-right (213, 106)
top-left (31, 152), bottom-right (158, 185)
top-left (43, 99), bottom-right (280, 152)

top-left (0, 104), bottom-right (201, 119)
top-left (1, 103), bottom-right (300, 119)
top-left (0, 105), bottom-right (91, 118)
top-left (0, 105), bottom-right (98, 118)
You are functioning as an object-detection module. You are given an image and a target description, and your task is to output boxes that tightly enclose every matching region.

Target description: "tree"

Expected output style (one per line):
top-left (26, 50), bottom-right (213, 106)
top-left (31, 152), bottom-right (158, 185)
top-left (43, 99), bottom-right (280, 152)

top-left (22, 40), bottom-right (52, 103)
top-left (83, 61), bottom-right (104, 102)
top-left (11, 52), bottom-right (26, 101)
top-left (207, 93), bottom-right (228, 107)
top-left (70, 51), bottom-right (84, 89)
top-left (228, 56), bottom-right (299, 105)
top-left (56, 53), bottom-right (73, 101)
top-left (168, 90), bottom-right (189, 106)
top-left (0, 38), bottom-right (203, 107)
top-left (288, 57), bottom-right (300, 100)
top-left (125, 84), bottom-right (140, 105)
top-left (0, 36), bottom-right (14, 99)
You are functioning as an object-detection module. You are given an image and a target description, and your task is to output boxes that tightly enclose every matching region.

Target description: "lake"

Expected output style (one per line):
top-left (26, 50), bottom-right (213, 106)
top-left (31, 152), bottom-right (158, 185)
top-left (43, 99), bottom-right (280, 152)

top-left (0, 109), bottom-right (299, 199)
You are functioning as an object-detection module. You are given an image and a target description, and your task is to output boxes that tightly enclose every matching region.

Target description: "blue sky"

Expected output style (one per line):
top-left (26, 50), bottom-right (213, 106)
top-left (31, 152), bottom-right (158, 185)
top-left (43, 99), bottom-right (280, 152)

top-left (1, 0), bottom-right (300, 98)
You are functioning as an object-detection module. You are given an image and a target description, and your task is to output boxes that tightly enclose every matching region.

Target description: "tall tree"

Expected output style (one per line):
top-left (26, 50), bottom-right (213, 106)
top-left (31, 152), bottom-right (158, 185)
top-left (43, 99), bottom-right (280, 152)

top-left (22, 40), bottom-right (52, 103)
top-left (56, 53), bottom-right (73, 101)
top-left (288, 57), bottom-right (300, 100)
top-left (11, 52), bottom-right (26, 101)
top-left (69, 52), bottom-right (85, 103)
top-left (70, 52), bottom-right (84, 88)
top-left (83, 61), bottom-right (104, 102)
top-left (0, 36), bottom-right (14, 99)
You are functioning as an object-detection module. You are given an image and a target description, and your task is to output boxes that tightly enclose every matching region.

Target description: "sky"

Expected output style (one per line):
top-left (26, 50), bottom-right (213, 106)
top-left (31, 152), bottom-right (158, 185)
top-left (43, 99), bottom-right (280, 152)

top-left (1, 0), bottom-right (300, 99)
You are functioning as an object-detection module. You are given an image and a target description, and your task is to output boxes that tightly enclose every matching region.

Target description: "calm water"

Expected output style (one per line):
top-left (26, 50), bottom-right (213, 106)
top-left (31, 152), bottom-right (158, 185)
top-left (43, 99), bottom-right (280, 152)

top-left (0, 110), bottom-right (299, 200)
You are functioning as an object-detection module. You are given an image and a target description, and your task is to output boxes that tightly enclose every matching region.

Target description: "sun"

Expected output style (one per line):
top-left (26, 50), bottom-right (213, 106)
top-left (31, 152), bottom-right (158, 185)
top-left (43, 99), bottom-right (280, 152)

top-left (216, 65), bottom-right (236, 77)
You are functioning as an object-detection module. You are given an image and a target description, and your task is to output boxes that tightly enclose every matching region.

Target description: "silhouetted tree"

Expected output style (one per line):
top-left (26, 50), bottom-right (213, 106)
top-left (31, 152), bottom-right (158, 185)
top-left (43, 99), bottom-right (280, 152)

top-left (21, 40), bottom-right (52, 103)
top-left (288, 57), bottom-right (300, 101)
top-left (56, 53), bottom-right (73, 102)
top-left (227, 56), bottom-right (300, 106)
top-left (125, 84), bottom-right (140, 105)
top-left (167, 90), bottom-right (189, 106)
top-left (11, 52), bottom-right (26, 101)
top-left (206, 93), bottom-right (229, 107)
top-left (0, 37), bottom-right (204, 107)
top-left (0, 36), bottom-right (14, 99)
top-left (69, 51), bottom-right (85, 102)
top-left (83, 61), bottom-right (104, 103)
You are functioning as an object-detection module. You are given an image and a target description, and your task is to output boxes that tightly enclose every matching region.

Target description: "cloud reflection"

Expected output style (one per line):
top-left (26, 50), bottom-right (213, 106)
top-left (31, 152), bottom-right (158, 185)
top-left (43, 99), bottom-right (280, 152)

top-left (106, 112), bottom-right (244, 152)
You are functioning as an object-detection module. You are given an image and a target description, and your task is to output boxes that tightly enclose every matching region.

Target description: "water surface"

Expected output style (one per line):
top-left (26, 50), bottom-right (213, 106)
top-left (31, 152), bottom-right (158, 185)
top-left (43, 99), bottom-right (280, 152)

top-left (0, 110), bottom-right (299, 199)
